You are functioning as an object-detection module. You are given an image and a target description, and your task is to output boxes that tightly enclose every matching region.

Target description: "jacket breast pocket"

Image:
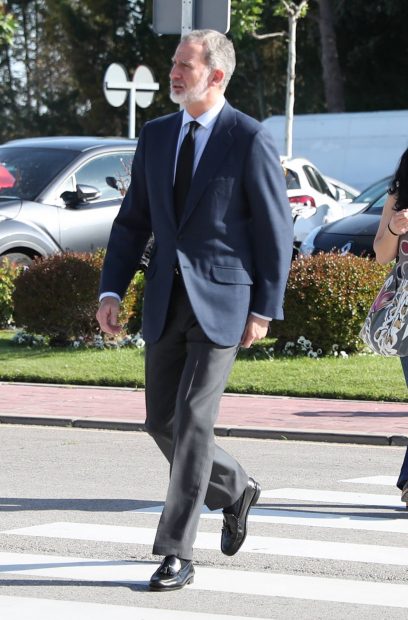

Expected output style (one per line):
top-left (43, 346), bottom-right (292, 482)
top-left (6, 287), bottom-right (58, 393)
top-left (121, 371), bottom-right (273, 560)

top-left (211, 265), bottom-right (253, 285)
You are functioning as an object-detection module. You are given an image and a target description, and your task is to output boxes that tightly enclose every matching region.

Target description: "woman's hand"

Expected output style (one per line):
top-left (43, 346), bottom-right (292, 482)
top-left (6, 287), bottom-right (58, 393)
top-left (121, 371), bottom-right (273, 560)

top-left (389, 209), bottom-right (408, 236)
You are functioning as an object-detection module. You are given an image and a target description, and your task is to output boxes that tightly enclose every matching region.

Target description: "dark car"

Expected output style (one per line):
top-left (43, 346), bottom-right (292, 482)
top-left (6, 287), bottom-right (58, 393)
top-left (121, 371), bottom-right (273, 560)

top-left (299, 191), bottom-right (388, 257)
top-left (0, 136), bottom-right (137, 266)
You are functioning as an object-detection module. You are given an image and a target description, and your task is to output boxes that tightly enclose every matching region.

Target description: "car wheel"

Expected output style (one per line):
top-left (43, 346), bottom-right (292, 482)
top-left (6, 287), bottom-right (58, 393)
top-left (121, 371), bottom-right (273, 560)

top-left (0, 252), bottom-right (33, 268)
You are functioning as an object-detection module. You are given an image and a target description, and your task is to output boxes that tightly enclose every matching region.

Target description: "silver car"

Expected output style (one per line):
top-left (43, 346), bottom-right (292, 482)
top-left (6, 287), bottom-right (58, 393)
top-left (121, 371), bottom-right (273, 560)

top-left (0, 136), bottom-right (137, 266)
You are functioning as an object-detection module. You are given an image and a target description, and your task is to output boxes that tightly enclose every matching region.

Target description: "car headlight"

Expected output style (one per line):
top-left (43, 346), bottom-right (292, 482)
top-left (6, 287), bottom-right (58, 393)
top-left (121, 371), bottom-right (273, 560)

top-left (299, 226), bottom-right (322, 256)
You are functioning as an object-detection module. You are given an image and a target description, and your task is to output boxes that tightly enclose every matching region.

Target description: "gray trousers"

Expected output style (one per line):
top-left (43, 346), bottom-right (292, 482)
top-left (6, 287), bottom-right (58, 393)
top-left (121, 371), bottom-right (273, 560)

top-left (144, 276), bottom-right (248, 560)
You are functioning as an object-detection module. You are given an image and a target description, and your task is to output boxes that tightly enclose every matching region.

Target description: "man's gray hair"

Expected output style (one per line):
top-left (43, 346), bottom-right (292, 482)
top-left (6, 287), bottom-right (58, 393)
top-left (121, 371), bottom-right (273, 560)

top-left (180, 30), bottom-right (236, 92)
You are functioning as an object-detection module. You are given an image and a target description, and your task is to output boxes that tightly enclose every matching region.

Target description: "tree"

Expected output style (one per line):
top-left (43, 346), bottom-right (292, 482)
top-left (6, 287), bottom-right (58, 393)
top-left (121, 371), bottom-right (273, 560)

top-left (2, 0), bottom-right (408, 142)
top-left (230, 0), bottom-right (264, 37)
top-left (316, 0), bottom-right (344, 112)
top-left (250, 1), bottom-right (308, 154)
top-left (0, 2), bottom-right (17, 45)
top-left (335, 0), bottom-right (408, 112)
top-left (274, 1), bottom-right (308, 157)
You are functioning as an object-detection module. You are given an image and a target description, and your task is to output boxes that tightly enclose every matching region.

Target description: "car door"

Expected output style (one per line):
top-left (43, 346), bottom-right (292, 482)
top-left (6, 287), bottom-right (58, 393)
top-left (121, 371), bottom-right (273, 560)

top-left (57, 152), bottom-right (133, 252)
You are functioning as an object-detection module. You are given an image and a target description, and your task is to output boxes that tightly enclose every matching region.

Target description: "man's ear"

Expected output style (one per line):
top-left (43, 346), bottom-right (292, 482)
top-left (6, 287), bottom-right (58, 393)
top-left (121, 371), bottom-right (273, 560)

top-left (209, 68), bottom-right (225, 87)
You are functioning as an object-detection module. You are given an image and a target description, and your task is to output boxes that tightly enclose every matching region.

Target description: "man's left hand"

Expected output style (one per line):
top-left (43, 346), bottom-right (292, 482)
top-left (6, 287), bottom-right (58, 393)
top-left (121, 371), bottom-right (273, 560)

top-left (240, 315), bottom-right (270, 348)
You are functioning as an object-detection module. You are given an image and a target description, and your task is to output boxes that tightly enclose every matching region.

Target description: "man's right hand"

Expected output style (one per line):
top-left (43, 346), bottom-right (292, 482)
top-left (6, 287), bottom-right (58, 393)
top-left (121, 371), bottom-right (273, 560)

top-left (96, 297), bottom-right (122, 335)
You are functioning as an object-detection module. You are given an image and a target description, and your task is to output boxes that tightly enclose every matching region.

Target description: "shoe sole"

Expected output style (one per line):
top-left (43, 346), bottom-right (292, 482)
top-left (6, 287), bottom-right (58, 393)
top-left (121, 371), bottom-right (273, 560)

top-left (236, 481), bottom-right (261, 553)
top-left (222, 481), bottom-right (261, 556)
top-left (251, 482), bottom-right (261, 508)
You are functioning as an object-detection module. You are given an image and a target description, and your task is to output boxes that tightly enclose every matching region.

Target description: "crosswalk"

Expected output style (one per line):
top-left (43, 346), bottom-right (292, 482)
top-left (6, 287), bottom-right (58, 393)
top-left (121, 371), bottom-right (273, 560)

top-left (0, 595), bottom-right (259, 620)
top-left (1, 474), bottom-right (407, 617)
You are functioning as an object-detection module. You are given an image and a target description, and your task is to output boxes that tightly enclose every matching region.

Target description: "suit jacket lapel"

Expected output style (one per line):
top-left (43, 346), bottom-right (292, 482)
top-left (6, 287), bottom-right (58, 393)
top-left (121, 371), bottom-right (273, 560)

top-left (178, 103), bottom-right (237, 229)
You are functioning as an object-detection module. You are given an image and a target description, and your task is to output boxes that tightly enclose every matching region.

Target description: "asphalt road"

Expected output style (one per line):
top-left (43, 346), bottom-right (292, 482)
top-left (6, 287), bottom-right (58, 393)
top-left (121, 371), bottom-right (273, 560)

top-left (0, 426), bottom-right (408, 619)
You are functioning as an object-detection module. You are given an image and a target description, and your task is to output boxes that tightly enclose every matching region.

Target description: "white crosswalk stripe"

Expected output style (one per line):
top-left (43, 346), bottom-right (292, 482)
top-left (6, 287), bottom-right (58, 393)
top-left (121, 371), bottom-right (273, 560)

top-left (1, 552), bottom-right (408, 609)
top-left (261, 487), bottom-right (403, 507)
top-left (341, 476), bottom-right (397, 486)
top-left (5, 522), bottom-right (408, 567)
top-left (132, 503), bottom-right (408, 534)
top-left (2, 478), bottom-right (408, 615)
top-left (0, 595), bottom-right (261, 620)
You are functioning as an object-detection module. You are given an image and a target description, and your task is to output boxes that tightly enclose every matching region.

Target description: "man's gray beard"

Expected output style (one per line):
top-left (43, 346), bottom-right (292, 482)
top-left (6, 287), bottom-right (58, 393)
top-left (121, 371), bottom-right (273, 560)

top-left (169, 72), bottom-right (211, 106)
top-left (170, 90), bottom-right (186, 106)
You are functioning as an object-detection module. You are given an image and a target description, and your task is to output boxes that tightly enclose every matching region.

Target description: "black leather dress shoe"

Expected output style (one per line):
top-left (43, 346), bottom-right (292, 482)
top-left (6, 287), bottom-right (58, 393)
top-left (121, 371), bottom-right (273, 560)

top-left (221, 477), bottom-right (261, 556)
top-left (149, 555), bottom-right (195, 591)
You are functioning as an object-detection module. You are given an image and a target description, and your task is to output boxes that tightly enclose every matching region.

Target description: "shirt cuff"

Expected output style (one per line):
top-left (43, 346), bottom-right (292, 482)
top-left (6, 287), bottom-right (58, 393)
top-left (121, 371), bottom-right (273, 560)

top-left (250, 312), bottom-right (272, 321)
top-left (99, 292), bottom-right (121, 303)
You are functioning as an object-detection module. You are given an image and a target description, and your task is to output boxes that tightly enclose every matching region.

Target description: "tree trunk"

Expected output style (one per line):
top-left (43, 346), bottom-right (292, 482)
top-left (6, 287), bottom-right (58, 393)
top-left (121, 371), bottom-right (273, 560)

top-left (251, 50), bottom-right (266, 120)
top-left (21, 4), bottom-right (32, 110)
top-left (285, 15), bottom-right (296, 158)
top-left (318, 0), bottom-right (345, 112)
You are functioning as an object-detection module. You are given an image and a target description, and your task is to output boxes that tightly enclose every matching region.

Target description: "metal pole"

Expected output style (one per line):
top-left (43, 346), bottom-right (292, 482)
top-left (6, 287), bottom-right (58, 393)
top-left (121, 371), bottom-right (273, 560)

top-left (129, 86), bottom-right (136, 139)
top-left (181, 0), bottom-right (193, 35)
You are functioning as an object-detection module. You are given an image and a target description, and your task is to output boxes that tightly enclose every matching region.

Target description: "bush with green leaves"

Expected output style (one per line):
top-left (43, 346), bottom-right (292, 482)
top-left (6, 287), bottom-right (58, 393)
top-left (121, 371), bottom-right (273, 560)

top-left (127, 271), bottom-right (145, 335)
top-left (12, 251), bottom-right (141, 345)
top-left (0, 258), bottom-right (19, 327)
top-left (270, 253), bottom-right (391, 354)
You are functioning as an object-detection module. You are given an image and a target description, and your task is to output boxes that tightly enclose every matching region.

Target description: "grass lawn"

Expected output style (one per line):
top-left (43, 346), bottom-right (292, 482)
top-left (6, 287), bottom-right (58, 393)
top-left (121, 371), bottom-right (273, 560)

top-left (0, 331), bottom-right (406, 401)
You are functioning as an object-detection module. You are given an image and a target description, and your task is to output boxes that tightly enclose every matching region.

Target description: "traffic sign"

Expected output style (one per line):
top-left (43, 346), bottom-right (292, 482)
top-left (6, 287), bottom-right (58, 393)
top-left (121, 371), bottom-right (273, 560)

top-left (153, 0), bottom-right (230, 35)
top-left (103, 64), bottom-right (128, 107)
top-left (133, 66), bottom-right (156, 109)
top-left (103, 63), bottom-right (159, 138)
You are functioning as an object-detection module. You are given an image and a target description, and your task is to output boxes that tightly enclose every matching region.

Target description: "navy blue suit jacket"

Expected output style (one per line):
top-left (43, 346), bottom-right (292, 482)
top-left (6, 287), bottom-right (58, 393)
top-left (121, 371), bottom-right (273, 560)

top-left (100, 102), bottom-right (293, 346)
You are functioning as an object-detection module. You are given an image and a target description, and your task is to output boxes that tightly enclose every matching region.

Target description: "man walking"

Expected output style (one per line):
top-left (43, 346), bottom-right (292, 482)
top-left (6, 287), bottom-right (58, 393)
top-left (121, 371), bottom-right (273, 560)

top-left (97, 29), bottom-right (293, 591)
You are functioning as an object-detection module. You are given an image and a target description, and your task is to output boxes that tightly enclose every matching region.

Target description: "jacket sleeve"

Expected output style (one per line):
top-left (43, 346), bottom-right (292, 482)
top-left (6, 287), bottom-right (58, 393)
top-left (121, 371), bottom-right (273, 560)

top-left (99, 125), bottom-right (152, 298)
top-left (244, 127), bottom-right (293, 320)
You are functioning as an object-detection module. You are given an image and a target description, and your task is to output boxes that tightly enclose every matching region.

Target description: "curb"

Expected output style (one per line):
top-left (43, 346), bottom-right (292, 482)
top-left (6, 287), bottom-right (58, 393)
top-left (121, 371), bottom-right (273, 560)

top-left (1, 414), bottom-right (407, 447)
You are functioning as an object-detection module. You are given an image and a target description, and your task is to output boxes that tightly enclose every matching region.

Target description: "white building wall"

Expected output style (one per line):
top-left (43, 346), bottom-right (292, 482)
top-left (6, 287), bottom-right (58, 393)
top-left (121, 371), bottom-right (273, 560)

top-left (262, 110), bottom-right (408, 190)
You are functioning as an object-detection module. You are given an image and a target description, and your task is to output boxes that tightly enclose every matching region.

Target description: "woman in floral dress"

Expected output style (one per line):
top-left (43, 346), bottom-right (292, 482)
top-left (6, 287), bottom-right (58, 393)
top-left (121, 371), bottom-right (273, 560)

top-left (373, 147), bottom-right (408, 504)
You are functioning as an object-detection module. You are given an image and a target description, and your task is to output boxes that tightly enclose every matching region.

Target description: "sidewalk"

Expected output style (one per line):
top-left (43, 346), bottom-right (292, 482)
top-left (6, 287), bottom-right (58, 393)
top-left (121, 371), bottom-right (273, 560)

top-left (0, 382), bottom-right (407, 446)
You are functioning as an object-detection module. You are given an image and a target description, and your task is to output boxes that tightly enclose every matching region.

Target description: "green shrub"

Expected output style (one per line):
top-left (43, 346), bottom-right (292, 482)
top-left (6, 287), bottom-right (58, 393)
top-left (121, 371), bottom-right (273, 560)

top-left (12, 251), bottom-right (140, 344)
top-left (127, 271), bottom-right (145, 335)
top-left (0, 258), bottom-right (20, 327)
top-left (270, 253), bottom-right (391, 354)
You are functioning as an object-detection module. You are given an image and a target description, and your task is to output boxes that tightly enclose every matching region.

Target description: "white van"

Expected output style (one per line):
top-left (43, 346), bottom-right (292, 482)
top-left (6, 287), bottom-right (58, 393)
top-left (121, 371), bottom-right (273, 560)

top-left (263, 110), bottom-right (408, 190)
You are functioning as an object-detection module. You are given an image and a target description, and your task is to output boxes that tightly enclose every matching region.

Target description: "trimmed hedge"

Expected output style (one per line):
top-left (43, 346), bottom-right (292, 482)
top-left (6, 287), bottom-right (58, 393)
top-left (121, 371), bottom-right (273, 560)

top-left (10, 250), bottom-right (392, 354)
top-left (12, 251), bottom-right (142, 344)
top-left (0, 258), bottom-right (19, 328)
top-left (270, 253), bottom-right (390, 354)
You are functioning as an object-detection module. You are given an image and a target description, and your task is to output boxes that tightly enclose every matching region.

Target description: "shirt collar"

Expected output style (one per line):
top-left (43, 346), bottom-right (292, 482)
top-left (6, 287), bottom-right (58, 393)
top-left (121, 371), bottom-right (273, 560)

top-left (181, 96), bottom-right (226, 129)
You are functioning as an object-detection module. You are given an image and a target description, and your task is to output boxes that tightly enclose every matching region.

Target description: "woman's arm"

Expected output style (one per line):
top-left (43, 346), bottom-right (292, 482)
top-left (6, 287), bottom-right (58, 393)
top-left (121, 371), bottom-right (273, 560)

top-left (374, 194), bottom-right (408, 264)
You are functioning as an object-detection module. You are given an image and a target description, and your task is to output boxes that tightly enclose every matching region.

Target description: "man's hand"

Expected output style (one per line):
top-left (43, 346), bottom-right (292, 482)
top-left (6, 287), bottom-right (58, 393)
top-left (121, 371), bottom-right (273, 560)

top-left (240, 315), bottom-right (270, 349)
top-left (96, 297), bottom-right (122, 335)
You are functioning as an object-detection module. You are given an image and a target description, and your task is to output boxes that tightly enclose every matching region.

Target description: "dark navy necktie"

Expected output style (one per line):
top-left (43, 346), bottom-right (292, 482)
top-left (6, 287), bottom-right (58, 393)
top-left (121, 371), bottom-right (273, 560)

top-left (174, 120), bottom-right (200, 224)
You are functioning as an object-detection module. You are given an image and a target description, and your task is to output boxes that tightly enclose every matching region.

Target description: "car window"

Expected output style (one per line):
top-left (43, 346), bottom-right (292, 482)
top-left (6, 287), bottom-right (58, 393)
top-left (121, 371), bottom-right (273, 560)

top-left (283, 168), bottom-right (301, 190)
top-left (58, 176), bottom-right (75, 195)
top-left (353, 177), bottom-right (391, 204)
top-left (74, 152), bottom-right (134, 202)
top-left (366, 192), bottom-right (387, 215)
top-left (0, 147), bottom-right (78, 200)
top-left (302, 166), bottom-right (319, 192)
top-left (305, 166), bottom-right (335, 199)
